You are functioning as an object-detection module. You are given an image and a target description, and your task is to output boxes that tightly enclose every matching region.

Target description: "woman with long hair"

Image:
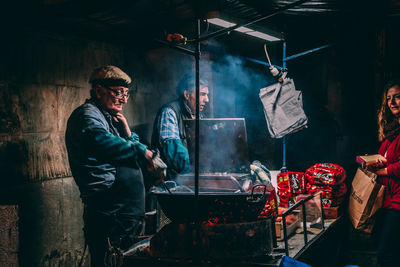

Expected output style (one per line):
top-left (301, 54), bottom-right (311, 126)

top-left (372, 79), bottom-right (400, 267)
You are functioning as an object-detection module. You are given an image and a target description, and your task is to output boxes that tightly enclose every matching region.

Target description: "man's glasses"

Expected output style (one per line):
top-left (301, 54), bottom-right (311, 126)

top-left (103, 86), bottom-right (130, 100)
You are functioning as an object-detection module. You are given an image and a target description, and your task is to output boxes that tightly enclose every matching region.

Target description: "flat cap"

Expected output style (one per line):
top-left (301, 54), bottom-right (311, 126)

top-left (89, 65), bottom-right (132, 87)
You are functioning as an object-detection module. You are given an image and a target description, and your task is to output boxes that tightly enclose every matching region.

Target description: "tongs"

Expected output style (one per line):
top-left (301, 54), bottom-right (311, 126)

top-left (161, 180), bottom-right (193, 194)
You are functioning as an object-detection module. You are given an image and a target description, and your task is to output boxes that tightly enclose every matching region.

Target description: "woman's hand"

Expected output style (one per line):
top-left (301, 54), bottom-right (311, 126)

top-left (375, 167), bottom-right (388, 176)
top-left (366, 157), bottom-right (387, 171)
top-left (113, 112), bottom-right (131, 137)
top-left (376, 157), bottom-right (387, 167)
top-left (368, 158), bottom-right (388, 176)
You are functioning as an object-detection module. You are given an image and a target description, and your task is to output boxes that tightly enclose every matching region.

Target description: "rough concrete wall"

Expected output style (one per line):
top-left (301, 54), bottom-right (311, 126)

top-left (0, 205), bottom-right (19, 267)
top-left (0, 26), bottom-right (206, 266)
top-left (0, 28), bottom-right (141, 267)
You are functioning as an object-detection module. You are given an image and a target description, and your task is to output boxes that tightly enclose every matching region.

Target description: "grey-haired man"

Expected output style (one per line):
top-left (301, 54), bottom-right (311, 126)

top-left (151, 73), bottom-right (209, 179)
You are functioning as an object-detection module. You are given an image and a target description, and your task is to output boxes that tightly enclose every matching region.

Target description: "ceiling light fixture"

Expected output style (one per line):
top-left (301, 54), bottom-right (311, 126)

top-left (207, 18), bottom-right (280, 42)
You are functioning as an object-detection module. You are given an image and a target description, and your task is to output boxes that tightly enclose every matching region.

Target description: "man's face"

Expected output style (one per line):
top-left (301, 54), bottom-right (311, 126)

top-left (95, 85), bottom-right (129, 115)
top-left (185, 85), bottom-right (209, 113)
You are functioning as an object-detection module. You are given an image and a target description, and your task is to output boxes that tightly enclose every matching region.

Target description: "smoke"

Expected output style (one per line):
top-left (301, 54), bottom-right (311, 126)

top-left (178, 49), bottom-right (280, 176)
top-left (211, 55), bottom-right (271, 117)
top-left (135, 43), bottom-right (279, 178)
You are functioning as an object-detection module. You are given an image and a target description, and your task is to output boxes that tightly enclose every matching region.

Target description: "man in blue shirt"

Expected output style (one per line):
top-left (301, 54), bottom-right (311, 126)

top-left (151, 73), bottom-right (209, 179)
top-left (66, 65), bottom-right (157, 266)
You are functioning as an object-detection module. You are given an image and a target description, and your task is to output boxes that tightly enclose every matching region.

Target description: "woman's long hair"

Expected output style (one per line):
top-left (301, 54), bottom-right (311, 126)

top-left (378, 79), bottom-right (400, 141)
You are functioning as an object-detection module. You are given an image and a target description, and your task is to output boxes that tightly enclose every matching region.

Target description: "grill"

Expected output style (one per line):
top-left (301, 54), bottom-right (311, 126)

top-left (147, 119), bottom-right (277, 261)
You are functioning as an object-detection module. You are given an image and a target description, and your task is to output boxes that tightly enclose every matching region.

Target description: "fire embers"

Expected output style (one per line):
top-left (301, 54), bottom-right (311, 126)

top-left (205, 195), bottom-right (267, 224)
top-left (150, 218), bottom-right (274, 259)
top-left (277, 172), bottom-right (306, 207)
top-left (305, 163), bottom-right (347, 207)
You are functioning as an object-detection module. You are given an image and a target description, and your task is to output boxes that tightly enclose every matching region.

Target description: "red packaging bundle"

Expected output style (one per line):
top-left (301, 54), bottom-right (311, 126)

top-left (306, 183), bottom-right (347, 199)
top-left (277, 172), bottom-right (291, 207)
top-left (305, 163), bottom-right (347, 207)
top-left (277, 171), bottom-right (306, 207)
top-left (258, 185), bottom-right (278, 218)
top-left (305, 163), bottom-right (346, 186)
top-left (289, 172), bottom-right (306, 194)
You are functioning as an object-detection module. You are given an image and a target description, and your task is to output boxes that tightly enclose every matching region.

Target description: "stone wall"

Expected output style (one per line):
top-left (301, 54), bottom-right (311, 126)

top-left (0, 26), bottom-right (201, 266)
top-left (0, 205), bottom-right (18, 267)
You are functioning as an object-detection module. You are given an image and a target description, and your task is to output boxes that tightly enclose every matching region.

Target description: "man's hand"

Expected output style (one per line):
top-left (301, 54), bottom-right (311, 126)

top-left (145, 149), bottom-right (153, 160)
top-left (146, 150), bottom-right (167, 185)
top-left (113, 112), bottom-right (131, 137)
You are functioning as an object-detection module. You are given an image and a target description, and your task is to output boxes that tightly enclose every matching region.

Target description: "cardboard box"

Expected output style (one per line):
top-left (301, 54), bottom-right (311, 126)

top-left (275, 218), bottom-right (300, 241)
top-left (323, 206), bottom-right (340, 219)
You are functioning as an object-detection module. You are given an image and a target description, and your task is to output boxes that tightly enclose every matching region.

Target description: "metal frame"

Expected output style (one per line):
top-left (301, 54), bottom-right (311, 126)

top-left (155, 0), bottom-right (326, 191)
top-left (246, 42), bottom-right (334, 171)
top-left (157, 0), bottom-right (313, 231)
top-left (281, 193), bottom-right (325, 256)
top-left (198, 0), bottom-right (308, 42)
top-left (192, 0), bottom-right (311, 220)
top-left (281, 42), bottom-right (334, 170)
top-left (154, 0), bottom-right (340, 262)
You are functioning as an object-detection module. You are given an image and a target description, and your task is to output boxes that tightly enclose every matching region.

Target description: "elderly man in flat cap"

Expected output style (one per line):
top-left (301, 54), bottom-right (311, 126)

top-left (66, 65), bottom-right (164, 266)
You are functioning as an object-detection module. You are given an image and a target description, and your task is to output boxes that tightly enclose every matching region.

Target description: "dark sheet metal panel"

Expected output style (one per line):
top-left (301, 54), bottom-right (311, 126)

top-left (184, 118), bottom-right (249, 173)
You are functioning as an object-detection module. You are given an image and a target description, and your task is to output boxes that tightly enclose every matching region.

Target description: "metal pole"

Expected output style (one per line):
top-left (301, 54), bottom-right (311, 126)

top-left (194, 2), bottom-right (201, 262)
top-left (271, 215), bottom-right (278, 248)
top-left (199, 0), bottom-right (308, 42)
top-left (283, 43), bottom-right (334, 62)
top-left (245, 57), bottom-right (283, 70)
top-left (194, 1), bottom-right (200, 219)
top-left (302, 201), bottom-right (308, 245)
top-left (282, 214), bottom-right (289, 256)
top-left (154, 39), bottom-right (195, 56)
top-left (282, 41), bottom-right (287, 172)
top-left (320, 193), bottom-right (326, 230)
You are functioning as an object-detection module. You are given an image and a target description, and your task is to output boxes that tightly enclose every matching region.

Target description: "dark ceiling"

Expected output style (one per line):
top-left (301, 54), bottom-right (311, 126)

top-left (7, 1), bottom-right (397, 39)
top-left (4, 0), bottom-right (400, 58)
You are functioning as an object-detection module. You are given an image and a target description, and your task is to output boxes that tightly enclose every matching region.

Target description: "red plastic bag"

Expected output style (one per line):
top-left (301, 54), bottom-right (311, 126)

top-left (306, 183), bottom-right (347, 207)
top-left (305, 163), bottom-right (346, 186)
top-left (277, 171), bottom-right (306, 207)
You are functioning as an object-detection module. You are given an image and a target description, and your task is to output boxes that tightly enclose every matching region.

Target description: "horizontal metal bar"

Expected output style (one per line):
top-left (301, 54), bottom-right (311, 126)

top-left (245, 57), bottom-right (283, 70)
top-left (154, 39), bottom-right (195, 56)
top-left (283, 43), bottom-right (334, 62)
top-left (282, 194), bottom-right (314, 217)
top-left (199, 0), bottom-right (309, 42)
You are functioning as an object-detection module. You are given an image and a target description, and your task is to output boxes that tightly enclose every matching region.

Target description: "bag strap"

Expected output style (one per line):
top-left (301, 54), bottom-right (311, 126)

top-left (359, 167), bottom-right (378, 182)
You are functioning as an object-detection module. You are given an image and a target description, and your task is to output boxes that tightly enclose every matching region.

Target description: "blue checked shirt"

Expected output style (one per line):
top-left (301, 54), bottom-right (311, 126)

top-left (159, 105), bottom-right (204, 142)
top-left (157, 103), bottom-right (204, 175)
top-left (159, 107), bottom-right (184, 141)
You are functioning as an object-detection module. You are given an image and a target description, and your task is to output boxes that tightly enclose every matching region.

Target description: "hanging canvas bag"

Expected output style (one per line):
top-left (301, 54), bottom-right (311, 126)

top-left (259, 78), bottom-right (308, 138)
top-left (348, 168), bottom-right (385, 233)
